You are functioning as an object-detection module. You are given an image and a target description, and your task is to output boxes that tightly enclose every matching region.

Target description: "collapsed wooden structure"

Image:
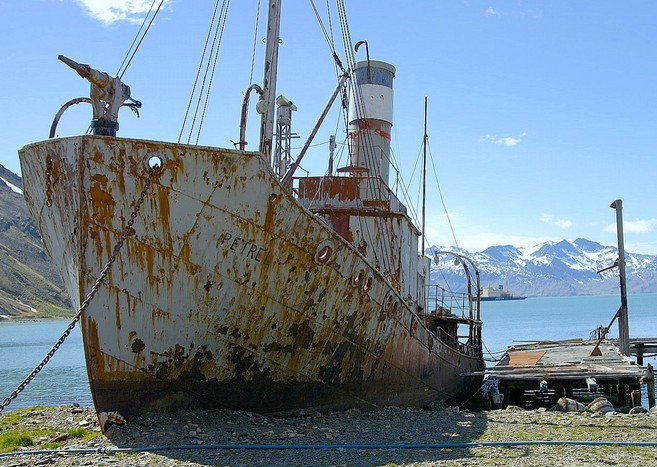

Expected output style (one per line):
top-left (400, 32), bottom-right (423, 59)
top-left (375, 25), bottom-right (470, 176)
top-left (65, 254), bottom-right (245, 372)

top-left (479, 339), bottom-right (654, 410)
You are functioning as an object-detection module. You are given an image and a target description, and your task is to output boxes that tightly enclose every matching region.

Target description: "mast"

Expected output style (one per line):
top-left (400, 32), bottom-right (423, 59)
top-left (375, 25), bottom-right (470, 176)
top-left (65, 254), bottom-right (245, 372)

top-left (611, 199), bottom-right (630, 356)
top-left (259, 0), bottom-right (282, 161)
top-left (422, 96), bottom-right (428, 254)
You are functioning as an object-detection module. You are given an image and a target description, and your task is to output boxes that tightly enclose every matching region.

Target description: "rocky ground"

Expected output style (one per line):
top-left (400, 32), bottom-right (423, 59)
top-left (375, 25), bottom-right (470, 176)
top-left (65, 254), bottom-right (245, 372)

top-left (1, 402), bottom-right (657, 466)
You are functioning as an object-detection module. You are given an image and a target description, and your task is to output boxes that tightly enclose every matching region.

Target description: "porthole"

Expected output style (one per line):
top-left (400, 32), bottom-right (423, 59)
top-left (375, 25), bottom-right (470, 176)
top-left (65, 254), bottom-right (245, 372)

top-left (317, 245), bottom-right (332, 263)
top-left (351, 269), bottom-right (365, 287)
top-left (392, 301), bottom-right (399, 317)
top-left (362, 276), bottom-right (373, 293)
top-left (409, 316), bottom-right (419, 335)
top-left (314, 240), bottom-right (334, 264)
top-left (384, 292), bottom-right (399, 318)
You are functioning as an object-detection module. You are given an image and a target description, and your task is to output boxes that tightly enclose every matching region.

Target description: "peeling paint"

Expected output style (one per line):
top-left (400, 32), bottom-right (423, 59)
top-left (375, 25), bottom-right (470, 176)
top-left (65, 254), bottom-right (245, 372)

top-left (18, 135), bottom-right (484, 420)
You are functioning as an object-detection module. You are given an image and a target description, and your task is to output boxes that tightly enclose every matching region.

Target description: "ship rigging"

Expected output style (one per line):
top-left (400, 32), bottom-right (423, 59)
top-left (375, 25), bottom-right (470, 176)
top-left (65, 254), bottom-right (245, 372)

top-left (13, 0), bottom-right (485, 423)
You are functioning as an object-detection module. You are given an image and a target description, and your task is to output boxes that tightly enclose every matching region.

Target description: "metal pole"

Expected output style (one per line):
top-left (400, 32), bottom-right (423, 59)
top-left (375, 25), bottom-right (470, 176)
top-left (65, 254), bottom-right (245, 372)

top-left (611, 199), bottom-right (630, 356)
top-left (422, 97), bottom-right (427, 255)
top-left (432, 251), bottom-right (481, 322)
top-left (259, 0), bottom-right (282, 161)
top-left (281, 73), bottom-right (348, 187)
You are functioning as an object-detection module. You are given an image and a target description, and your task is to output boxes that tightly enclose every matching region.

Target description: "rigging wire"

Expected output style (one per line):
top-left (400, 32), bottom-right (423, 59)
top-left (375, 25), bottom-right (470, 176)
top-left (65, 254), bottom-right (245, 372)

top-left (388, 141), bottom-right (423, 228)
top-left (310, 0), bottom-right (334, 52)
top-left (178, 0), bottom-right (222, 143)
top-left (117, 0), bottom-right (166, 79)
top-left (309, 0), bottom-right (346, 75)
top-left (194, 0), bottom-right (230, 145)
top-left (178, 0), bottom-right (230, 144)
top-left (336, 1), bottom-right (391, 273)
top-left (326, 0), bottom-right (335, 55)
top-left (426, 137), bottom-right (460, 248)
top-left (338, 0), bottom-right (396, 272)
top-left (328, 104), bottom-right (346, 174)
top-left (249, 0), bottom-right (262, 85)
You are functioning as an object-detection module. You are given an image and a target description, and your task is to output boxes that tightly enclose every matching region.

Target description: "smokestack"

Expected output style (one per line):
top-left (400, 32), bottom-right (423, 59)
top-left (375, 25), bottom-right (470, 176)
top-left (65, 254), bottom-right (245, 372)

top-left (347, 60), bottom-right (395, 183)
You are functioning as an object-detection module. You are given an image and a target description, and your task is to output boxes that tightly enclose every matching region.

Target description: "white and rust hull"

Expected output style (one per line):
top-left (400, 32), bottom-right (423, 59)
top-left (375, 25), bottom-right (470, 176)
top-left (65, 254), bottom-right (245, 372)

top-left (19, 135), bottom-right (483, 418)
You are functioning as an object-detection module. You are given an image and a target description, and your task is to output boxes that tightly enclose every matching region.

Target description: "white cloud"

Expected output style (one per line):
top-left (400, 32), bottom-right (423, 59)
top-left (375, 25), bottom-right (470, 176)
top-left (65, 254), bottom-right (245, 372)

top-left (75, 0), bottom-right (170, 24)
top-left (485, 7), bottom-right (499, 17)
top-left (480, 132), bottom-right (526, 147)
top-left (626, 241), bottom-right (657, 256)
top-left (540, 213), bottom-right (574, 229)
top-left (457, 232), bottom-right (555, 253)
top-left (604, 218), bottom-right (657, 234)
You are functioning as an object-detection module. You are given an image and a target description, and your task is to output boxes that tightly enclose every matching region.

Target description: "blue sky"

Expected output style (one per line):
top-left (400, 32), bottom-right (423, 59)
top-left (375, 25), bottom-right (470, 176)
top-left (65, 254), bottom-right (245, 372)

top-left (1, 1), bottom-right (656, 255)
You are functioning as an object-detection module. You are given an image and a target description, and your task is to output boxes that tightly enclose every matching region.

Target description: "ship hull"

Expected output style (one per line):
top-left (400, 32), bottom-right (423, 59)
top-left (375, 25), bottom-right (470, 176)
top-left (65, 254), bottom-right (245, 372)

top-left (19, 135), bottom-right (483, 418)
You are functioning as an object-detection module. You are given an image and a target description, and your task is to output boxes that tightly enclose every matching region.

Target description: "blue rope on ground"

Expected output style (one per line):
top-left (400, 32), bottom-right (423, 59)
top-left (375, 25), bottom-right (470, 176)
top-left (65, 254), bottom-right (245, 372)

top-left (3, 440), bottom-right (657, 458)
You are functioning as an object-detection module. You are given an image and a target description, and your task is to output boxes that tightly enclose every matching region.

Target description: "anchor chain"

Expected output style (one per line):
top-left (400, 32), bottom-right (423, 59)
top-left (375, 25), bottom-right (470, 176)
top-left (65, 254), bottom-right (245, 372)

top-left (0, 166), bottom-right (158, 413)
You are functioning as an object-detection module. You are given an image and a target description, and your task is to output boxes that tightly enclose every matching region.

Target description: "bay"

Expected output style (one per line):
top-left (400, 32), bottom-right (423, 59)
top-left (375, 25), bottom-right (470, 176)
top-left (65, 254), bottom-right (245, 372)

top-left (481, 293), bottom-right (657, 359)
top-left (0, 320), bottom-right (91, 410)
top-left (0, 293), bottom-right (655, 412)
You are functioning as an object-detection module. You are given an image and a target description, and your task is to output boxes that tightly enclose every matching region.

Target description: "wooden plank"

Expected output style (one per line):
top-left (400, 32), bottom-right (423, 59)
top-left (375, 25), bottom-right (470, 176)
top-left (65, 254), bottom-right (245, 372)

top-left (508, 350), bottom-right (545, 366)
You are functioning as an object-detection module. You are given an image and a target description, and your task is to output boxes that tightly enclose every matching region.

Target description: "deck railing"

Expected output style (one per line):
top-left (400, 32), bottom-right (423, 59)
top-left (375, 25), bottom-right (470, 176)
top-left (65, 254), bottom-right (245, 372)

top-left (425, 250), bottom-right (484, 358)
top-left (425, 284), bottom-right (470, 320)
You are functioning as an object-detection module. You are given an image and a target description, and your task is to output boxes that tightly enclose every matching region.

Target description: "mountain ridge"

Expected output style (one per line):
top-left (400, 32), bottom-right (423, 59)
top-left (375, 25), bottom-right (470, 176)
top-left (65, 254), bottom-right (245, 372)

top-left (430, 239), bottom-right (657, 297)
top-left (0, 164), bottom-right (72, 319)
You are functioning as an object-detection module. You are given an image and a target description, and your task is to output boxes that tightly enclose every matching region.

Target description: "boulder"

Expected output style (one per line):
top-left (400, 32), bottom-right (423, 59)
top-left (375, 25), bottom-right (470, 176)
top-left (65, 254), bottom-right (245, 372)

top-left (587, 397), bottom-right (615, 414)
top-left (555, 397), bottom-right (586, 412)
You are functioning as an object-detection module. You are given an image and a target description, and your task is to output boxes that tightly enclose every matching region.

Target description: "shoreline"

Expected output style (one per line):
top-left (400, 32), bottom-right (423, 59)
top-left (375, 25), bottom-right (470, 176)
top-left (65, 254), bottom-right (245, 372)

top-left (2, 403), bottom-right (657, 466)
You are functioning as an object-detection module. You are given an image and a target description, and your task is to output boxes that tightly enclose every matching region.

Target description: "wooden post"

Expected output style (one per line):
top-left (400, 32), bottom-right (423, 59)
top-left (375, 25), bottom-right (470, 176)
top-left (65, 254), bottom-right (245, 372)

top-left (631, 389), bottom-right (641, 408)
top-left (564, 384), bottom-right (573, 399)
top-left (648, 364), bottom-right (655, 408)
top-left (636, 344), bottom-right (644, 365)
top-left (618, 384), bottom-right (627, 406)
top-left (610, 200), bottom-right (630, 356)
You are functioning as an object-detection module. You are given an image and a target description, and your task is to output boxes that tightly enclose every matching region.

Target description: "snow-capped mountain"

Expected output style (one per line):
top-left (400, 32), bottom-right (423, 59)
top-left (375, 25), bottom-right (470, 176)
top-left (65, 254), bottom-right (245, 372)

top-left (429, 239), bottom-right (657, 297)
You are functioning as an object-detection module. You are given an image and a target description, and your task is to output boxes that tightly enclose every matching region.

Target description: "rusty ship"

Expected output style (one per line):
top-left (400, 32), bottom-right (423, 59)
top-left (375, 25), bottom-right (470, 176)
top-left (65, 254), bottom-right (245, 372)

top-left (18, 1), bottom-right (484, 420)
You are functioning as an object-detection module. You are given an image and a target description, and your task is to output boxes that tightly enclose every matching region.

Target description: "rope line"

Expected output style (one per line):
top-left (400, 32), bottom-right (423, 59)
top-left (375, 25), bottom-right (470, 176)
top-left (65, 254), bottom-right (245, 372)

top-left (249, 0), bottom-right (263, 85)
top-left (427, 138), bottom-right (460, 248)
top-left (118, 0), bottom-right (166, 79)
top-left (194, 0), bottom-right (231, 145)
top-left (179, 0), bottom-right (223, 144)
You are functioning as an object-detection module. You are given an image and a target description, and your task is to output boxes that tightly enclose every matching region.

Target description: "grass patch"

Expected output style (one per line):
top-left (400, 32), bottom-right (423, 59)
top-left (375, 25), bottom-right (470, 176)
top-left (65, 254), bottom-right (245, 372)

top-left (66, 427), bottom-right (96, 441)
top-left (0, 431), bottom-right (34, 452)
top-left (0, 406), bottom-right (53, 429)
top-left (67, 427), bottom-right (88, 438)
top-left (0, 406), bottom-right (97, 453)
top-left (0, 411), bottom-right (22, 427)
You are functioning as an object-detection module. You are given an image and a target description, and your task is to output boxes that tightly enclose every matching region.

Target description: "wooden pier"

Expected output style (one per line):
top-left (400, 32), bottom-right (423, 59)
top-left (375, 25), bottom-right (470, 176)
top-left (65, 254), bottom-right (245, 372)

top-left (625, 338), bottom-right (657, 365)
top-left (479, 338), bottom-right (654, 410)
top-left (474, 203), bottom-right (656, 411)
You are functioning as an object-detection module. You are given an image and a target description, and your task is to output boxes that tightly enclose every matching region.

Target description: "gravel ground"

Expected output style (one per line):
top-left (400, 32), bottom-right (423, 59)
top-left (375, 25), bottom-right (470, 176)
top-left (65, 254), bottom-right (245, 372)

top-left (2, 402), bottom-right (657, 466)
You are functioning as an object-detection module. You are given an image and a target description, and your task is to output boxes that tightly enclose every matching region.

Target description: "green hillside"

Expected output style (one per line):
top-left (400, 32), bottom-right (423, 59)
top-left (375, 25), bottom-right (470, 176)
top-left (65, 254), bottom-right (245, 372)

top-left (0, 164), bottom-right (72, 319)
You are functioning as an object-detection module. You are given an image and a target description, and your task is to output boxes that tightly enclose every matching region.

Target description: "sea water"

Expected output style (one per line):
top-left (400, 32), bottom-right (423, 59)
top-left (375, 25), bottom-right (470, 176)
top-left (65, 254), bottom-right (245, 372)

top-left (482, 293), bottom-right (657, 360)
top-left (0, 320), bottom-right (89, 410)
top-left (0, 294), bottom-right (655, 411)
